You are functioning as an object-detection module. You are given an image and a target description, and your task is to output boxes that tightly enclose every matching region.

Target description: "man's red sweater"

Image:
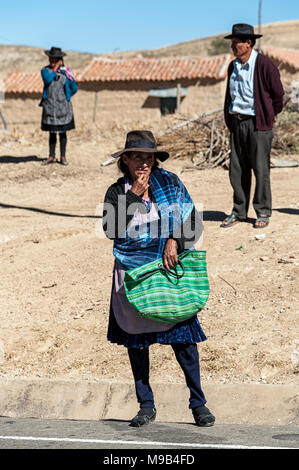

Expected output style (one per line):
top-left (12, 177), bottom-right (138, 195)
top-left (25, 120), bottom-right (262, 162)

top-left (224, 52), bottom-right (284, 131)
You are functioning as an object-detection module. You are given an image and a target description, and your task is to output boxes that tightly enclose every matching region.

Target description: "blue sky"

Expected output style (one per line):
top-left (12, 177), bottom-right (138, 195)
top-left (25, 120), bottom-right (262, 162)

top-left (0, 0), bottom-right (298, 54)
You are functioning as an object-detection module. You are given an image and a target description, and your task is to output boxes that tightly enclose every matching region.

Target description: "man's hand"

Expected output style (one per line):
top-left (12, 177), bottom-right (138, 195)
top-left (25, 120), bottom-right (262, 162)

top-left (131, 174), bottom-right (149, 197)
top-left (163, 239), bottom-right (178, 271)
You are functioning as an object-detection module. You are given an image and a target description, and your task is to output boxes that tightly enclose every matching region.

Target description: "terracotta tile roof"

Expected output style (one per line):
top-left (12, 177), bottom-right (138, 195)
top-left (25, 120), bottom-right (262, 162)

top-left (262, 47), bottom-right (299, 71)
top-left (3, 69), bottom-right (80, 95)
top-left (4, 71), bottom-right (43, 95)
top-left (5, 48), bottom-right (297, 96)
top-left (77, 54), bottom-right (232, 83)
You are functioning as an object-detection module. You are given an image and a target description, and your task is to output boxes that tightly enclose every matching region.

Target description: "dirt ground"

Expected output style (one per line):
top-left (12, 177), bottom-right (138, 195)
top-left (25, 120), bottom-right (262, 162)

top-left (0, 120), bottom-right (298, 387)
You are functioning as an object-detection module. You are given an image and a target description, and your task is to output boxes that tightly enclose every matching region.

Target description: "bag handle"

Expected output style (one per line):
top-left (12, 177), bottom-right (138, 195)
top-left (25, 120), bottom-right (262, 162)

top-left (137, 260), bottom-right (185, 281)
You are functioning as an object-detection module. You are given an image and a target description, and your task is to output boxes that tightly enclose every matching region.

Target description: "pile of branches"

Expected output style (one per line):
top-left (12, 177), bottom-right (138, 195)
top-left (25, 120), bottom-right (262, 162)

top-left (157, 100), bottom-right (299, 171)
top-left (272, 117), bottom-right (299, 156)
top-left (271, 84), bottom-right (299, 156)
top-left (157, 110), bottom-right (231, 172)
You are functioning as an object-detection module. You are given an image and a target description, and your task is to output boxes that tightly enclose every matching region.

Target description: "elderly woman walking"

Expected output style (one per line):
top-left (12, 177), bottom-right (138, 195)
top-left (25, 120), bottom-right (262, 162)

top-left (103, 130), bottom-right (215, 428)
top-left (40, 47), bottom-right (78, 166)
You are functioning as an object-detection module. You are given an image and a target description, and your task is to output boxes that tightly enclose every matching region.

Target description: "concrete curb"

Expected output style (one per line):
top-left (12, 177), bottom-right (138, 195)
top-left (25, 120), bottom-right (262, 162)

top-left (0, 378), bottom-right (298, 425)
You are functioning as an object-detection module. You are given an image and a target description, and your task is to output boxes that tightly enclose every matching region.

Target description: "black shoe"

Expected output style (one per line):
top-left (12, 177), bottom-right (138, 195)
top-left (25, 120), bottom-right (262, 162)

top-left (192, 405), bottom-right (215, 427)
top-left (130, 407), bottom-right (156, 427)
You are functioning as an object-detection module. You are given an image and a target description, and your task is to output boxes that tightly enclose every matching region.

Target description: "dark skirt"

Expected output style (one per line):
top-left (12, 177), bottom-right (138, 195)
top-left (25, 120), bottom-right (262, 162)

top-left (41, 117), bottom-right (75, 133)
top-left (107, 307), bottom-right (207, 349)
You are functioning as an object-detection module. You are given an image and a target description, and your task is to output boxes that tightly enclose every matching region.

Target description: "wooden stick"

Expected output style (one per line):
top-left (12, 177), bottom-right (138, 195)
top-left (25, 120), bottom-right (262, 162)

top-left (218, 275), bottom-right (237, 294)
top-left (209, 119), bottom-right (215, 166)
top-left (0, 108), bottom-right (8, 131)
top-left (158, 107), bottom-right (223, 136)
top-left (101, 157), bottom-right (116, 167)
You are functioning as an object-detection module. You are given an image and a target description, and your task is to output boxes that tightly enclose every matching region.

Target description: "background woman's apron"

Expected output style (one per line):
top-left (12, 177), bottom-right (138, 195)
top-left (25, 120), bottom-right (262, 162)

top-left (41, 74), bottom-right (73, 130)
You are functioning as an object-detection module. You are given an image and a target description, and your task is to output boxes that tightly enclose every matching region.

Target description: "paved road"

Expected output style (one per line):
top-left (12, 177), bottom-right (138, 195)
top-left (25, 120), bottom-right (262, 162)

top-left (0, 416), bottom-right (298, 452)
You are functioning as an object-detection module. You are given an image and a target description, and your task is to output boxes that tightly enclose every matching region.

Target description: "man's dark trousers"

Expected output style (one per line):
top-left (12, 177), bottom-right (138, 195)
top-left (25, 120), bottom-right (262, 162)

top-left (229, 116), bottom-right (273, 219)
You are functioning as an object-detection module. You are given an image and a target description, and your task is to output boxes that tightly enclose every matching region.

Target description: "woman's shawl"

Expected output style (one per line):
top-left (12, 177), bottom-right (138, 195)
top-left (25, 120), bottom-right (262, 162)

top-left (60, 66), bottom-right (75, 81)
top-left (113, 168), bottom-right (194, 270)
top-left (41, 66), bottom-right (78, 102)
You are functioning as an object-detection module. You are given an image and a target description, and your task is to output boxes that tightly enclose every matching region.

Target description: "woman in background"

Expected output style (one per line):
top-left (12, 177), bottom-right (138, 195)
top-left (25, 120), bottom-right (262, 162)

top-left (40, 47), bottom-right (78, 166)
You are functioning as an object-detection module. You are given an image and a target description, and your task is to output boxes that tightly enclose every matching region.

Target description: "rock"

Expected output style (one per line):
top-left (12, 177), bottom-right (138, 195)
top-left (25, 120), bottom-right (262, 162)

top-left (278, 258), bottom-right (295, 264)
top-left (255, 234), bottom-right (266, 240)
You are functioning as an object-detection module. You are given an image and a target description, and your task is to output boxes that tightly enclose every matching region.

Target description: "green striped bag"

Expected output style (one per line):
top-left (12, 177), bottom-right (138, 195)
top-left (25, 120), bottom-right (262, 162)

top-left (124, 250), bottom-right (209, 324)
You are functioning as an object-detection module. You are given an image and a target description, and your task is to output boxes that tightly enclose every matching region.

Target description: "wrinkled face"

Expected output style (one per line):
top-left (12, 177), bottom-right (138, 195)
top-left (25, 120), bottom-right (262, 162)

top-left (231, 38), bottom-right (251, 59)
top-left (122, 152), bottom-right (155, 180)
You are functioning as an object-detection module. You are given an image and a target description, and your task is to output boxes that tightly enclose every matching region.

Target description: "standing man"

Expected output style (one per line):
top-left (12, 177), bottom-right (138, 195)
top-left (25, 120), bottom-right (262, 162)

top-left (221, 24), bottom-right (284, 229)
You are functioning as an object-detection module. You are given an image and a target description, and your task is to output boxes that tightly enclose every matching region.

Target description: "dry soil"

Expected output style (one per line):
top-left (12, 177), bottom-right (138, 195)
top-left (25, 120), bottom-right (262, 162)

top-left (0, 121), bottom-right (298, 388)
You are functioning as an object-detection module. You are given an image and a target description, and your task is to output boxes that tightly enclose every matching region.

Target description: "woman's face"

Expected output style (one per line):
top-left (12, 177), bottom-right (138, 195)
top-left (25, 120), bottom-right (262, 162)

top-left (122, 152), bottom-right (155, 180)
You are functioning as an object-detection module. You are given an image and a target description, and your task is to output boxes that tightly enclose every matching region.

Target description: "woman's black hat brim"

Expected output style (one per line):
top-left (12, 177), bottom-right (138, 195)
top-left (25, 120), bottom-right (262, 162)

top-left (111, 148), bottom-right (169, 162)
top-left (44, 50), bottom-right (66, 57)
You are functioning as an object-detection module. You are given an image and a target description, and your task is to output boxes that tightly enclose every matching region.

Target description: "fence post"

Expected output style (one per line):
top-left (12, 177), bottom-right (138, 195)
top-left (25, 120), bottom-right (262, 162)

top-left (93, 92), bottom-right (98, 123)
top-left (176, 83), bottom-right (181, 113)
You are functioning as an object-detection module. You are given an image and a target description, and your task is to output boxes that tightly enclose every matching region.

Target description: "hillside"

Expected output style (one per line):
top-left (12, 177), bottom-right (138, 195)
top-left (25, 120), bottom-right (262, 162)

top-left (108, 20), bottom-right (299, 59)
top-left (0, 20), bottom-right (298, 79)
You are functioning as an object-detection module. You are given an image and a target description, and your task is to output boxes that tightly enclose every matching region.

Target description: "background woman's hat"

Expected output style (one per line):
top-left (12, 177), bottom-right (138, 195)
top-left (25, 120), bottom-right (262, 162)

top-left (45, 46), bottom-right (66, 58)
top-left (224, 23), bottom-right (263, 39)
top-left (111, 130), bottom-right (169, 162)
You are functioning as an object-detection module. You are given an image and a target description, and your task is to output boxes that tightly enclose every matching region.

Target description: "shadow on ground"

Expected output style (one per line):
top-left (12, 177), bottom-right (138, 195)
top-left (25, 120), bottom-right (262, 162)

top-left (0, 202), bottom-right (100, 219)
top-left (273, 208), bottom-right (299, 215)
top-left (0, 155), bottom-right (43, 164)
top-left (203, 211), bottom-right (255, 225)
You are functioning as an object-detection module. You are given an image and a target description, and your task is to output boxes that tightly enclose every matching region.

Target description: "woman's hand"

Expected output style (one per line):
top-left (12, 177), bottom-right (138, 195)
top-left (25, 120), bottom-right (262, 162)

top-left (53, 59), bottom-right (63, 72)
top-left (163, 239), bottom-right (178, 271)
top-left (131, 174), bottom-right (149, 197)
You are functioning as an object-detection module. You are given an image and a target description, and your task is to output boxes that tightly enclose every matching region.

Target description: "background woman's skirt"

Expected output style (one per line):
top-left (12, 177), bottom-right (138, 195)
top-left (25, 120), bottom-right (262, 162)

top-left (41, 117), bottom-right (75, 133)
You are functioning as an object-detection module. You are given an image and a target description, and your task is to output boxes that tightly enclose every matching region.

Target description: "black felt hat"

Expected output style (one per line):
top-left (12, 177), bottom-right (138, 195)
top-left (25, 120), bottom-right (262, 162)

top-left (224, 23), bottom-right (263, 39)
top-left (45, 46), bottom-right (66, 58)
top-left (111, 130), bottom-right (169, 162)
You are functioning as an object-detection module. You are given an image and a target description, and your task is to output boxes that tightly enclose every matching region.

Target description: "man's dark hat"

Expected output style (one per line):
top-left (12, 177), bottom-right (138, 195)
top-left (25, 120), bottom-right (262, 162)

top-left (224, 23), bottom-right (263, 39)
top-left (111, 130), bottom-right (169, 162)
top-left (45, 46), bottom-right (66, 58)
